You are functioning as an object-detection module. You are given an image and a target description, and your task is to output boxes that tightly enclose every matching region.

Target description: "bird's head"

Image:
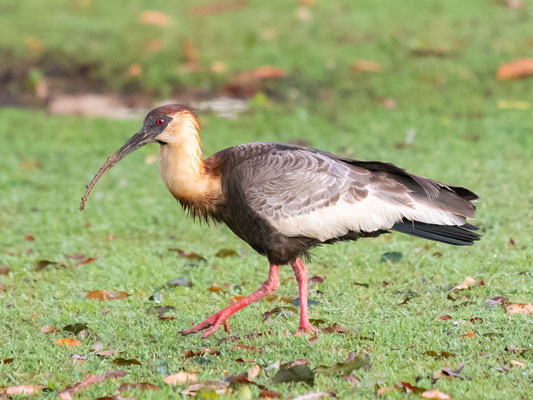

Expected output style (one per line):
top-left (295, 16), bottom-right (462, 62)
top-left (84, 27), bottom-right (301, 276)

top-left (79, 104), bottom-right (199, 210)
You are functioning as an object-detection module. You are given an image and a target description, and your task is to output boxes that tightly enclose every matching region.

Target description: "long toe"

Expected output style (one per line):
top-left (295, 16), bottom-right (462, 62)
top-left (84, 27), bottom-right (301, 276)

top-left (293, 326), bottom-right (319, 336)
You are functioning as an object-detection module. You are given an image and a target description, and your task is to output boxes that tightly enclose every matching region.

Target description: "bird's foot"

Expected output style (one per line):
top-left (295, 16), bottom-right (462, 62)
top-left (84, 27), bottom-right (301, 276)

top-left (293, 325), bottom-right (319, 336)
top-left (181, 310), bottom-right (231, 338)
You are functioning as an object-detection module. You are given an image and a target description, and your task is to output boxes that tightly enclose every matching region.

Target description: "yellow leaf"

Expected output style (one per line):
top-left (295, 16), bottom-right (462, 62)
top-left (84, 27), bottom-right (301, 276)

top-left (164, 372), bottom-right (198, 385)
top-left (506, 303), bottom-right (533, 315)
top-left (54, 338), bottom-right (81, 347)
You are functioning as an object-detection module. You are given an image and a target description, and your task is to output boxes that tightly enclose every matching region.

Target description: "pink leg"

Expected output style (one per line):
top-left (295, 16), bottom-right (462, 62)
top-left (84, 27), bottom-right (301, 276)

top-left (290, 258), bottom-right (319, 335)
top-left (181, 264), bottom-right (280, 338)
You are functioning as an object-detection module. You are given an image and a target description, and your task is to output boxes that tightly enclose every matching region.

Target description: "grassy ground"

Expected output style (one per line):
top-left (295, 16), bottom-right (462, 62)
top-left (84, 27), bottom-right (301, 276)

top-left (1, 0), bottom-right (533, 399)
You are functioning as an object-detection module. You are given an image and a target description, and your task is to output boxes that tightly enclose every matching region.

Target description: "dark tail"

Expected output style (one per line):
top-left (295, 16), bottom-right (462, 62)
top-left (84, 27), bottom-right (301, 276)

top-left (392, 220), bottom-right (480, 246)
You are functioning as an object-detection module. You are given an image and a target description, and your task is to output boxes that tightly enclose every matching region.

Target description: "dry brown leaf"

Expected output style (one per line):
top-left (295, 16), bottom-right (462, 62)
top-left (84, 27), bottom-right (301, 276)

top-left (105, 369), bottom-right (128, 379)
top-left (58, 374), bottom-right (105, 399)
top-left (352, 59), bottom-right (382, 72)
top-left (510, 359), bottom-right (526, 368)
top-left (164, 372), bottom-right (198, 385)
top-left (224, 66), bottom-right (286, 97)
top-left (40, 325), bottom-right (58, 333)
top-left (208, 284), bottom-right (223, 292)
top-left (506, 303), bottom-right (533, 315)
top-left (117, 382), bottom-right (159, 391)
top-left (140, 10), bottom-right (170, 26)
top-left (189, 0), bottom-right (248, 16)
top-left (25, 233), bottom-right (35, 241)
top-left (125, 64), bottom-right (142, 77)
top-left (86, 290), bottom-right (129, 301)
top-left (497, 58), bottom-right (533, 80)
top-left (247, 365), bottom-right (261, 380)
top-left (5, 385), bottom-right (45, 395)
top-left (54, 338), bottom-right (82, 347)
top-left (461, 332), bottom-right (475, 338)
top-left (259, 389), bottom-right (282, 398)
top-left (438, 314), bottom-right (452, 320)
top-left (25, 36), bottom-right (43, 52)
top-left (422, 389), bottom-right (451, 399)
top-left (451, 276), bottom-right (476, 291)
top-left (0, 266), bottom-right (11, 275)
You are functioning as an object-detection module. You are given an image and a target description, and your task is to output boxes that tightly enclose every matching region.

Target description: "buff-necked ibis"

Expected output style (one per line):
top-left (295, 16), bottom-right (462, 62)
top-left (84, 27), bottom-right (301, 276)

top-left (80, 104), bottom-right (480, 337)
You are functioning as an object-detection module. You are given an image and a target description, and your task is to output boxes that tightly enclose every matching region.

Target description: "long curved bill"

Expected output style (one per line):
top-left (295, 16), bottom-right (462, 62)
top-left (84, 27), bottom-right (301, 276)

top-left (80, 129), bottom-right (153, 211)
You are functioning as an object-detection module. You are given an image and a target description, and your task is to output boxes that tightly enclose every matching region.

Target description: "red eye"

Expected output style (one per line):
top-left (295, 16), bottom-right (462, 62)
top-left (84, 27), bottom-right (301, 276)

top-left (156, 118), bottom-right (165, 126)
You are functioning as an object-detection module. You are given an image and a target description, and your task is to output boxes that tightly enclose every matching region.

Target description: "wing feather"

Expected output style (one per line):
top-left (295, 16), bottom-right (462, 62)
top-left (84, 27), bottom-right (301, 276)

top-left (224, 142), bottom-right (477, 242)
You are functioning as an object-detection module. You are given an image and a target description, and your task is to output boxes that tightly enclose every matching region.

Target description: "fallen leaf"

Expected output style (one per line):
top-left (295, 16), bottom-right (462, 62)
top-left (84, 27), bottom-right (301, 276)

top-left (168, 248), bottom-right (206, 261)
top-left (125, 64), bottom-right (142, 77)
top-left (510, 359), bottom-right (526, 368)
top-left (309, 276), bottom-right (325, 283)
top-left (184, 348), bottom-right (221, 358)
top-left (425, 351), bottom-right (455, 358)
top-left (118, 382), bottom-right (159, 391)
top-left (208, 284), bottom-right (223, 292)
top-left (215, 248), bottom-right (239, 258)
top-left (147, 305), bottom-right (176, 317)
top-left (140, 10), bottom-right (170, 26)
top-left (352, 59), bottom-right (382, 72)
top-left (433, 363), bottom-right (464, 380)
top-left (451, 276), bottom-right (476, 291)
top-left (63, 322), bottom-right (88, 334)
top-left (40, 325), bottom-right (58, 333)
top-left (71, 354), bottom-right (87, 365)
top-left (189, 0), bottom-right (248, 16)
top-left (0, 266), bottom-right (10, 274)
top-left (506, 303), bottom-right (533, 315)
top-left (181, 381), bottom-right (229, 396)
top-left (96, 350), bottom-right (118, 357)
top-left (281, 359), bottom-right (311, 369)
top-left (86, 290), bottom-right (129, 301)
top-left (105, 369), bottom-right (128, 378)
top-left (262, 306), bottom-right (298, 320)
top-left (315, 354), bottom-right (369, 376)
top-left (225, 66), bottom-right (286, 97)
top-left (25, 233), bottom-right (35, 241)
top-left (508, 237), bottom-right (516, 246)
top-left (5, 385), bottom-right (45, 395)
top-left (35, 260), bottom-right (58, 271)
top-left (486, 296), bottom-right (508, 307)
top-left (292, 298), bottom-right (319, 307)
top-left (1, 358), bottom-right (14, 364)
top-left (321, 323), bottom-right (350, 334)
top-left (112, 357), bottom-right (142, 366)
top-left (377, 382), bottom-right (426, 395)
top-left (439, 314), bottom-right (453, 320)
top-left (497, 58), bottom-right (533, 80)
top-left (25, 36), bottom-right (43, 52)
top-left (272, 365), bottom-right (314, 385)
top-left (54, 338), bottom-right (81, 347)
top-left (164, 372), bottom-right (198, 385)
top-left (259, 389), bottom-right (282, 398)
top-left (505, 345), bottom-right (529, 353)
top-left (58, 374), bottom-right (105, 399)
top-left (461, 332), bottom-right (475, 338)
top-left (422, 389), bottom-right (451, 399)
top-left (232, 344), bottom-right (262, 353)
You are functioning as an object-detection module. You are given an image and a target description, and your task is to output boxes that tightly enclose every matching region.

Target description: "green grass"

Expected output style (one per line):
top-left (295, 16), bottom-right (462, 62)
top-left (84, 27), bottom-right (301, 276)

top-left (2, 0), bottom-right (533, 399)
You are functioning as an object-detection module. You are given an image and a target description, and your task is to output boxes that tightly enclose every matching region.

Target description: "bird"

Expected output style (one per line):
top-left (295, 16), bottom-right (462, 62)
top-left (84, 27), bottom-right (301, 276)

top-left (80, 104), bottom-right (480, 338)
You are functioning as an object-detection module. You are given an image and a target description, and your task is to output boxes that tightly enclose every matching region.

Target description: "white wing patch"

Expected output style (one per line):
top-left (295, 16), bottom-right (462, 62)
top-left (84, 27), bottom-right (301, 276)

top-left (266, 187), bottom-right (466, 242)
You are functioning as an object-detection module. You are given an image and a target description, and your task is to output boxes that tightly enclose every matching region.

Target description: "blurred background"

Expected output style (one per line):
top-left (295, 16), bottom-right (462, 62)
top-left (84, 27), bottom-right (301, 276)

top-left (1, 0), bottom-right (532, 120)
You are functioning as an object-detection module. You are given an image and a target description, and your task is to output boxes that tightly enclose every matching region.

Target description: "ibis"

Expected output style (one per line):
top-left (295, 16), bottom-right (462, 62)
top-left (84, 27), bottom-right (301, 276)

top-left (80, 104), bottom-right (479, 337)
